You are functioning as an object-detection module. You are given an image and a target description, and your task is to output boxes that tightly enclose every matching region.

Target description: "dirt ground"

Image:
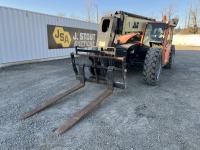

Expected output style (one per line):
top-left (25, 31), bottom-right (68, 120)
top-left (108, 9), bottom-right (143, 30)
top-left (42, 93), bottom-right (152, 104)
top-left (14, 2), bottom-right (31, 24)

top-left (176, 45), bottom-right (200, 50)
top-left (0, 47), bottom-right (200, 150)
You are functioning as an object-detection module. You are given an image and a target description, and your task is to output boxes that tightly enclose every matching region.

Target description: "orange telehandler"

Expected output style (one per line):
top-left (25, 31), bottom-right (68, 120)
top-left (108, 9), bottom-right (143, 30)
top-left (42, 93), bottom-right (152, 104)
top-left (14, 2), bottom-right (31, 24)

top-left (21, 11), bottom-right (178, 135)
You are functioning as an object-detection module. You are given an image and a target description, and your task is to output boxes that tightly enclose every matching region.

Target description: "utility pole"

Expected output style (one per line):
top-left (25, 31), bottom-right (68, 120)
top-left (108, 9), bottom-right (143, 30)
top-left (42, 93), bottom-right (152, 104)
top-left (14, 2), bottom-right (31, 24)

top-left (94, 4), bottom-right (99, 24)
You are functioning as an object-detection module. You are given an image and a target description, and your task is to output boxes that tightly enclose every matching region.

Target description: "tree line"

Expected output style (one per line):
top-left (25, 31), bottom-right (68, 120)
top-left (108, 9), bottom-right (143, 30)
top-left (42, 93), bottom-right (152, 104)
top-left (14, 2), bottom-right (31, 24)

top-left (57, 0), bottom-right (200, 34)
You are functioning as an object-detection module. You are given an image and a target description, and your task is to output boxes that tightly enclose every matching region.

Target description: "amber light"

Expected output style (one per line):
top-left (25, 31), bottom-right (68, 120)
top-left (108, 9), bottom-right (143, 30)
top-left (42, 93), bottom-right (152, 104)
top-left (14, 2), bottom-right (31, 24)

top-left (162, 15), bottom-right (167, 22)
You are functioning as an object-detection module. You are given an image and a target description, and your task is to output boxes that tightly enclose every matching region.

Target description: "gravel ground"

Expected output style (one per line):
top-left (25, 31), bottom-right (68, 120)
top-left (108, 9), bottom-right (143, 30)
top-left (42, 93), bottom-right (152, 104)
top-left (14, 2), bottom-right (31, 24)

top-left (0, 49), bottom-right (200, 150)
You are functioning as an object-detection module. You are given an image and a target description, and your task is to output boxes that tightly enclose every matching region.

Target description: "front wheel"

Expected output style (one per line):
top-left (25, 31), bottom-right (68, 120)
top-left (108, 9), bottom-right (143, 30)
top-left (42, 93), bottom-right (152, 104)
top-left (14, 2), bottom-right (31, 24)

top-left (88, 57), bottom-right (101, 75)
top-left (163, 45), bottom-right (175, 69)
top-left (143, 48), bottom-right (162, 86)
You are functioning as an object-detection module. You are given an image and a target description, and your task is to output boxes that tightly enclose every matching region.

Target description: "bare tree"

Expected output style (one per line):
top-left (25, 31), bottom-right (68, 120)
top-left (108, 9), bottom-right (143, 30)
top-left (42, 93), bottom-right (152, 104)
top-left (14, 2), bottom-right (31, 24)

top-left (148, 11), bottom-right (159, 20)
top-left (184, 9), bottom-right (189, 27)
top-left (101, 10), bottom-right (115, 17)
top-left (84, 0), bottom-right (95, 22)
top-left (186, 0), bottom-right (199, 34)
top-left (57, 12), bottom-right (66, 17)
top-left (191, 4), bottom-right (199, 33)
top-left (161, 3), bottom-right (176, 21)
top-left (168, 3), bottom-right (175, 20)
top-left (68, 13), bottom-right (81, 20)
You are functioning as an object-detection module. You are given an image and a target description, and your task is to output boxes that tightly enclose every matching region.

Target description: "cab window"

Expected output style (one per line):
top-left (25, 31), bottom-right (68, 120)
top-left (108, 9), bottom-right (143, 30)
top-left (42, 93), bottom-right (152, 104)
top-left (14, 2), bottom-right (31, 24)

top-left (102, 19), bottom-right (110, 32)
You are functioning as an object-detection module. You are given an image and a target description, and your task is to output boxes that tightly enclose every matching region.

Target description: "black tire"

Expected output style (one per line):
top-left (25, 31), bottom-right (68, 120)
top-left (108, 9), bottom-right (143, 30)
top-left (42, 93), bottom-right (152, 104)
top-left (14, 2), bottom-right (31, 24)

top-left (88, 57), bottom-right (101, 75)
top-left (163, 45), bottom-right (175, 69)
top-left (143, 48), bottom-right (162, 86)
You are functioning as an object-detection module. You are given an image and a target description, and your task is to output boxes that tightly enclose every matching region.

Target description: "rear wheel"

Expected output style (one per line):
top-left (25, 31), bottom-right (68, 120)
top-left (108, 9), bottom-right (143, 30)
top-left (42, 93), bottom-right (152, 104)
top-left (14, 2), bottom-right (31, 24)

top-left (164, 45), bottom-right (175, 69)
top-left (143, 48), bottom-right (162, 86)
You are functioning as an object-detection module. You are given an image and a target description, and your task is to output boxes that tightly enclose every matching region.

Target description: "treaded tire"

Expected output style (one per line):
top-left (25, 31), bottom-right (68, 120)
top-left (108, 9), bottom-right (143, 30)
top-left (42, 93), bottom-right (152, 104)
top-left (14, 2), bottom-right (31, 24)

top-left (143, 48), bottom-right (162, 86)
top-left (88, 57), bottom-right (101, 75)
top-left (164, 45), bottom-right (175, 69)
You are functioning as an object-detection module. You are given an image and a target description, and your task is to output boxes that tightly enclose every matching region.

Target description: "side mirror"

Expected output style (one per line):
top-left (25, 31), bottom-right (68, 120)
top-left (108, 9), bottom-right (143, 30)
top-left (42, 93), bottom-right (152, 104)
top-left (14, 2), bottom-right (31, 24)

top-left (171, 18), bottom-right (179, 27)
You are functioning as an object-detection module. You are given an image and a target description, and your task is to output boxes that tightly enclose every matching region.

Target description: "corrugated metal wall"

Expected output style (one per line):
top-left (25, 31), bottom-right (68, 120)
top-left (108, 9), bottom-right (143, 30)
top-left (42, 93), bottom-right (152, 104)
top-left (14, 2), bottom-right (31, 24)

top-left (0, 6), bottom-right (98, 65)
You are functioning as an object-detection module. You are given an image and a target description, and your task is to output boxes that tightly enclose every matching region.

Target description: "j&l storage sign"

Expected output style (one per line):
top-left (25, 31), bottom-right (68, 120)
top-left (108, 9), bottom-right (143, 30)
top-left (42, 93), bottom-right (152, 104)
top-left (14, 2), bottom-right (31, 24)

top-left (47, 25), bottom-right (97, 49)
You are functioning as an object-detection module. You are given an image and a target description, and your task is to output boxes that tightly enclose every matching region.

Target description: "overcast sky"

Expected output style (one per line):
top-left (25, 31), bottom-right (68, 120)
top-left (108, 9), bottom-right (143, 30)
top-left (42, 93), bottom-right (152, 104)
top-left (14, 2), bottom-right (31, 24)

top-left (0, 0), bottom-right (198, 28)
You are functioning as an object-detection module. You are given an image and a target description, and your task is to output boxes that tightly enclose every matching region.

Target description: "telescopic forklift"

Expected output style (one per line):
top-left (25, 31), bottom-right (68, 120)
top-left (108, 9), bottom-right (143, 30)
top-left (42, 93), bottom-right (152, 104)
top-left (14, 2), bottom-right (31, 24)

top-left (21, 11), bottom-right (178, 135)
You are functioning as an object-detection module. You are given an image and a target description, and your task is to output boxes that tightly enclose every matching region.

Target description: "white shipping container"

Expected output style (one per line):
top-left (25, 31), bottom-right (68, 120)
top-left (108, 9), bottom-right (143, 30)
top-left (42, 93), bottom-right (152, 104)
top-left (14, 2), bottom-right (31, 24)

top-left (0, 6), bottom-right (98, 67)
